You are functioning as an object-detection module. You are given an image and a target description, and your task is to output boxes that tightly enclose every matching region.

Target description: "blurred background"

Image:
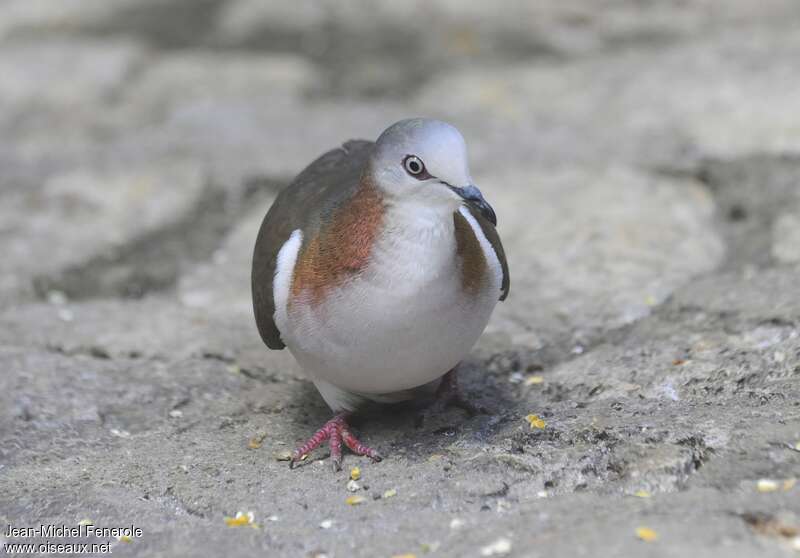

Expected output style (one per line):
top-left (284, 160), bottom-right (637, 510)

top-left (1, 2), bottom-right (800, 557)
top-left (4, 0), bottom-right (799, 352)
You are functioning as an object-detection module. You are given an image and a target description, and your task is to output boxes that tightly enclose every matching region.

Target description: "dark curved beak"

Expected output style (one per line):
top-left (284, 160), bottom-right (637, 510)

top-left (452, 184), bottom-right (497, 225)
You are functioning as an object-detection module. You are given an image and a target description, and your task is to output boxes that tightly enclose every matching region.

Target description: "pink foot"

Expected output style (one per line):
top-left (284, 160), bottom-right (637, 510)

top-left (290, 413), bottom-right (382, 471)
top-left (417, 368), bottom-right (487, 427)
top-left (432, 368), bottom-right (485, 415)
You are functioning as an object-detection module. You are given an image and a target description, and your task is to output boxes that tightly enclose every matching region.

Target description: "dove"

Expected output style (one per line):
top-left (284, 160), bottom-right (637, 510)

top-left (252, 118), bottom-right (508, 470)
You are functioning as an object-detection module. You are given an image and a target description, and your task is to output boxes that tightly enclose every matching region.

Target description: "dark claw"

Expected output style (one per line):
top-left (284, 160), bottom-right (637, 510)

top-left (332, 458), bottom-right (342, 472)
top-left (370, 454), bottom-right (383, 463)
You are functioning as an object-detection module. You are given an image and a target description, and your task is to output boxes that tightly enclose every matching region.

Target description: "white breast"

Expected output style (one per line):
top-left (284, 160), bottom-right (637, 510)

top-left (274, 204), bottom-right (502, 399)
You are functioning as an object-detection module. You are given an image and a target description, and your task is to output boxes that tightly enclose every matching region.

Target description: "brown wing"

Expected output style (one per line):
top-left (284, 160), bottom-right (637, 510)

top-left (251, 140), bottom-right (374, 349)
top-left (464, 204), bottom-right (510, 301)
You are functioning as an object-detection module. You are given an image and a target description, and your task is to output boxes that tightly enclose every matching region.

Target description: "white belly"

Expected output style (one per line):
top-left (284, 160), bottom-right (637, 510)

top-left (275, 205), bottom-right (502, 396)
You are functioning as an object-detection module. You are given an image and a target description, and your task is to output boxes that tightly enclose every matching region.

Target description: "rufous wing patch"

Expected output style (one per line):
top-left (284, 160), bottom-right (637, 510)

top-left (290, 178), bottom-right (385, 305)
top-left (453, 210), bottom-right (489, 295)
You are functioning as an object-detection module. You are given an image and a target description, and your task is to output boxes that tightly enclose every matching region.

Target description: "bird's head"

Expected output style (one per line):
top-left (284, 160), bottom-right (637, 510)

top-left (367, 118), bottom-right (496, 225)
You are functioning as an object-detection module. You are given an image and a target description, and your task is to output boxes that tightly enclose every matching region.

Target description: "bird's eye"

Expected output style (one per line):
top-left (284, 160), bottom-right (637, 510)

top-left (403, 155), bottom-right (425, 176)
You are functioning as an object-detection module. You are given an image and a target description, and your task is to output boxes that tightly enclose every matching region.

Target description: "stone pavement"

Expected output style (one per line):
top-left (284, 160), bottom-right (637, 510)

top-left (1, 2), bottom-right (799, 557)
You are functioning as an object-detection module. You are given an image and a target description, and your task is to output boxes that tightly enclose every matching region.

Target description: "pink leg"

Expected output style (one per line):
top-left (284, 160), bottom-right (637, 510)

top-left (432, 367), bottom-right (484, 415)
top-left (417, 367), bottom-right (485, 427)
top-left (290, 413), bottom-right (382, 471)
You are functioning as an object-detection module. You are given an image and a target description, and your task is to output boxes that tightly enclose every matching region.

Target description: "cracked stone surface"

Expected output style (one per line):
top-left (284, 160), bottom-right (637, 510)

top-left (482, 165), bottom-right (723, 350)
top-left (416, 29), bottom-right (800, 171)
top-left (1, 2), bottom-right (799, 558)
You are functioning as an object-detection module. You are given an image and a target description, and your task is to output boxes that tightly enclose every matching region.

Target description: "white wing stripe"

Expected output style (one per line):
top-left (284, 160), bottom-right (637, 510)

top-left (457, 206), bottom-right (503, 291)
top-left (272, 229), bottom-right (303, 340)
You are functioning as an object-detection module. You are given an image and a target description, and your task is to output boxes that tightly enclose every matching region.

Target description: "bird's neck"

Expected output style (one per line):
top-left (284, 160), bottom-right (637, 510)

top-left (381, 194), bottom-right (460, 244)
